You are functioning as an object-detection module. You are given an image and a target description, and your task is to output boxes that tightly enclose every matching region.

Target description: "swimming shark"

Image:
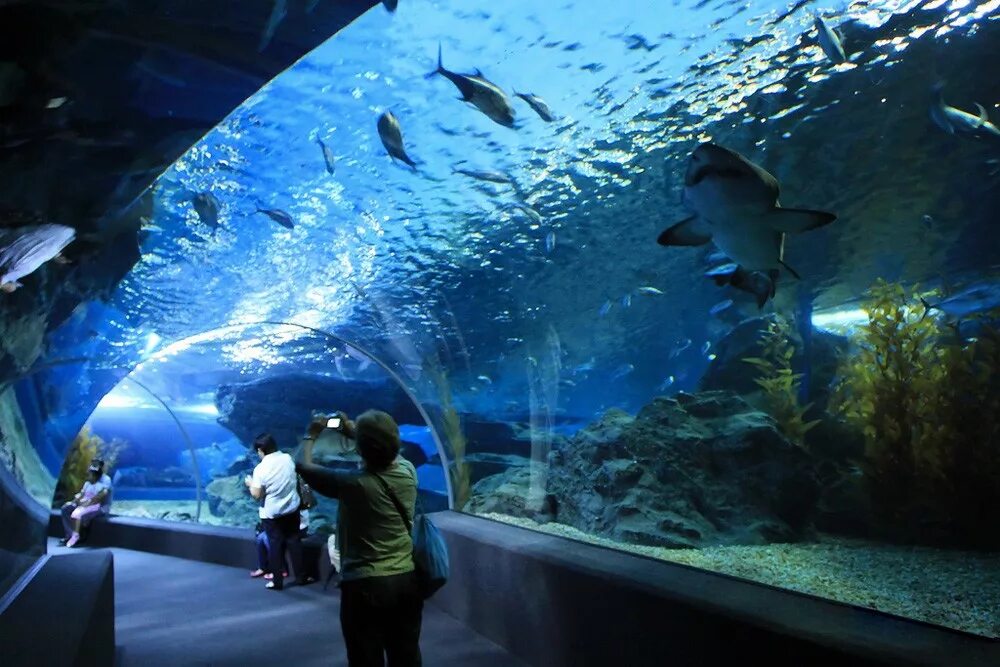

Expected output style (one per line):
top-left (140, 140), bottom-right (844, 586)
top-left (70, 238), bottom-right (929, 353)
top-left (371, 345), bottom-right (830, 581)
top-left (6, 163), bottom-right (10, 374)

top-left (657, 143), bottom-right (836, 306)
top-left (426, 44), bottom-right (516, 128)
top-left (930, 83), bottom-right (1000, 139)
top-left (377, 111), bottom-right (417, 168)
top-left (0, 224), bottom-right (76, 292)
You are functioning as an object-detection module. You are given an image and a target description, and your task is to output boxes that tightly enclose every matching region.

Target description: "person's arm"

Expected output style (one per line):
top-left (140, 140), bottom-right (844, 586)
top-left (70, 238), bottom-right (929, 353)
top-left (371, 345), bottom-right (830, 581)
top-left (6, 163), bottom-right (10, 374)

top-left (246, 468), bottom-right (264, 500)
top-left (295, 415), bottom-right (354, 499)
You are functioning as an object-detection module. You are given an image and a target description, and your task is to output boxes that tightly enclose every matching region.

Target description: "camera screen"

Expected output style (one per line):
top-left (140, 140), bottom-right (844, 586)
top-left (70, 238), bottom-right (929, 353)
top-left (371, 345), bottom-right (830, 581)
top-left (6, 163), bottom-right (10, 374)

top-left (327, 417), bottom-right (341, 429)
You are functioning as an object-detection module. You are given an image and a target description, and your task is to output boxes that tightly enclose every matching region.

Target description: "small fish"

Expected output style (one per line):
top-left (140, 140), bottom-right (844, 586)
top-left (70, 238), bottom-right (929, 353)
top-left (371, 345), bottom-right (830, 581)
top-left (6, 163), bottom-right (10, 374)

top-left (426, 44), bottom-right (516, 128)
top-left (709, 299), bottom-right (734, 315)
top-left (317, 138), bottom-right (335, 174)
top-left (545, 231), bottom-right (556, 253)
top-left (192, 192), bottom-right (220, 230)
top-left (454, 168), bottom-right (513, 184)
top-left (611, 363), bottom-right (634, 381)
top-left (507, 202), bottom-right (543, 224)
top-left (705, 263), bottom-right (740, 278)
top-left (621, 293), bottom-right (632, 308)
top-left (921, 214), bottom-right (934, 229)
top-left (929, 83), bottom-right (1000, 139)
top-left (669, 338), bottom-right (692, 359)
top-left (599, 300), bottom-right (613, 317)
top-left (46, 97), bottom-right (68, 109)
top-left (813, 15), bottom-right (847, 64)
top-left (658, 375), bottom-right (675, 391)
top-left (637, 286), bottom-right (664, 296)
top-left (256, 207), bottom-right (294, 229)
top-left (513, 91), bottom-right (556, 122)
top-left (573, 357), bottom-right (596, 374)
top-left (477, 375), bottom-right (493, 385)
top-left (559, 378), bottom-right (577, 388)
top-left (701, 341), bottom-right (711, 355)
top-left (377, 111), bottom-right (417, 168)
top-left (0, 224), bottom-right (76, 293)
top-left (259, 0), bottom-right (288, 53)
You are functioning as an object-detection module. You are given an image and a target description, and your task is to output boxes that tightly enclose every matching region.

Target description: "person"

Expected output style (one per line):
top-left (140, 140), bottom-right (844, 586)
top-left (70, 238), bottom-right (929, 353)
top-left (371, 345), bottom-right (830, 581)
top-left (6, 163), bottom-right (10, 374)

top-left (250, 509), bottom-right (310, 580)
top-left (245, 433), bottom-right (311, 590)
top-left (297, 410), bottom-right (422, 667)
top-left (60, 459), bottom-right (113, 548)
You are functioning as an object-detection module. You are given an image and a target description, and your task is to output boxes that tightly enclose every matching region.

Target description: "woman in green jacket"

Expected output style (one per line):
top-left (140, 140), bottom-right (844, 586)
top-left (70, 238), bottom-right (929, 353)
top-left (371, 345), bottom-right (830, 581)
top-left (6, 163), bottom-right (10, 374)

top-left (297, 410), bottom-right (422, 667)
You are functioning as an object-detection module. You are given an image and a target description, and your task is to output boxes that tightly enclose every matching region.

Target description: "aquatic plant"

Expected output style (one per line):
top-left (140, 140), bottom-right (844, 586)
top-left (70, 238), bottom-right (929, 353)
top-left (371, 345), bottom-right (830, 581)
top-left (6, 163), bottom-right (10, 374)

top-left (425, 358), bottom-right (471, 510)
top-left (833, 279), bottom-right (1000, 548)
top-left (742, 316), bottom-right (820, 449)
top-left (53, 425), bottom-right (126, 506)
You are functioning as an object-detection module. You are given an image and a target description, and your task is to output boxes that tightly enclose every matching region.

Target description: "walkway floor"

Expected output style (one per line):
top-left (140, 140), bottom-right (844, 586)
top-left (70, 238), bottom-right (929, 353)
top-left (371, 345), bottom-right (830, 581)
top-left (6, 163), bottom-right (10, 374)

top-left (50, 540), bottom-right (525, 666)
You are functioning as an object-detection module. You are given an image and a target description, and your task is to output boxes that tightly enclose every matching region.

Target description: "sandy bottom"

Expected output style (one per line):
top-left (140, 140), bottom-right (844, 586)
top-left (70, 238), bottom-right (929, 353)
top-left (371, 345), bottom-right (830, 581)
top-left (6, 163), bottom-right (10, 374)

top-left (479, 512), bottom-right (1000, 639)
top-left (111, 500), bottom-right (250, 528)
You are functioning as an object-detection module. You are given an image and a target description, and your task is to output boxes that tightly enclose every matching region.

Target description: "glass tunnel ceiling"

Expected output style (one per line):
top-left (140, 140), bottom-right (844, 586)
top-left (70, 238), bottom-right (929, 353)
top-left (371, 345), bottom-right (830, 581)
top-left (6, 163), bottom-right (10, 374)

top-left (48, 1), bottom-right (1000, 424)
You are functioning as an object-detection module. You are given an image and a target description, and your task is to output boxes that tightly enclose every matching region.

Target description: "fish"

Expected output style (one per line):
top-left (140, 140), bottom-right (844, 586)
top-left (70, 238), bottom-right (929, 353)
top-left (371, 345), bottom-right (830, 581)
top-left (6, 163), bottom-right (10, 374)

top-left (709, 299), bottom-right (734, 315)
top-left (317, 138), bottom-right (336, 174)
top-left (426, 44), bottom-right (516, 128)
top-left (514, 91), bottom-right (556, 122)
top-left (929, 83), bottom-right (1000, 139)
top-left (637, 286), bottom-right (664, 296)
top-left (192, 192), bottom-right (220, 230)
top-left (506, 201), bottom-right (543, 224)
top-left (477, 375), bottom-right (493, 384)
top-left (701, 341), bottom-right (711, 355)
top-left (669, 338), bottom-right (692, 359)
top-left (377, 111), bottom-right (417, 168)
top-left (256, 207), bottom-right (294, 229)
top-left (0, 224), bottom-right (76, 292)
top-left (453, 168), bottom-right (513, 184)
top-left (599, 300), bottom-right (613, 317)
top-left (813, 15), bottom-right (847, 64)
top-left (921, 283), bottom-right (1000, 319)
top-left (545, 231), bottom-right (556, 254)
top-left (657, 142), bottom-right (836, 306)
top-left (707, 264), bottom-right (777, 309)
top-left (258, 0), bottom-right (287, 53)
top-left (611, 363), bottom-right (634, 381)
top-left (572, 357), bottom-right (596, 374)
top-left (658, 375), bottom-right (675, 391)
top-left (621, 293), bottom-right (632, 308)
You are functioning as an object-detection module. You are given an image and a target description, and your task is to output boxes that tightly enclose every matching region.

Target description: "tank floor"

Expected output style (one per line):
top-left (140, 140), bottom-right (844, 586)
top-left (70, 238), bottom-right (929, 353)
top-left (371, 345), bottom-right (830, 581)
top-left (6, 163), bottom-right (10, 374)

top-left (50, 539), bottom-right (524, 666)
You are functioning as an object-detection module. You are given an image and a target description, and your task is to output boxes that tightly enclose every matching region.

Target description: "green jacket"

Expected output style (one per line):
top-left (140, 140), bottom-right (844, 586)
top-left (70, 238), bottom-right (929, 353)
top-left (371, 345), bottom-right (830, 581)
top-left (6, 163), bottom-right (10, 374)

top-left (297, 458), bottom-right (417, 581)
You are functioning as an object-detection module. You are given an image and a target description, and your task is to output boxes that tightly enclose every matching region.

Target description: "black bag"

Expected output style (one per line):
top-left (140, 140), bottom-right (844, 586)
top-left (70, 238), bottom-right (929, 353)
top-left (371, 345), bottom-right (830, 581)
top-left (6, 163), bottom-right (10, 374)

top-left (373, 471), bottom-right (449, 600)
top-left (297, 474), bottom-right (317, 510)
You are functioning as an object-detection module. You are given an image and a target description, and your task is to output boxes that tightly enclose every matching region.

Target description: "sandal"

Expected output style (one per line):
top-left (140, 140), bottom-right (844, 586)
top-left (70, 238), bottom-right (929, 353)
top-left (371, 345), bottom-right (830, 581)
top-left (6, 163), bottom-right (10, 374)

top-left (265, 581), bottom-right (282, 591)
top-left (250, 569), bottom-right (266, 578)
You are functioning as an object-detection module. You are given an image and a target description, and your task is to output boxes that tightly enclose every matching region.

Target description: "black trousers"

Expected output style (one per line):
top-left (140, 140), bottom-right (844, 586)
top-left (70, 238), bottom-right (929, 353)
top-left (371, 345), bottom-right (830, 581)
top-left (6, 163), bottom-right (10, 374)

top-left (339, 571), bottom-right (423, 667)
top-left (262, 511), bottom-right (303, 589)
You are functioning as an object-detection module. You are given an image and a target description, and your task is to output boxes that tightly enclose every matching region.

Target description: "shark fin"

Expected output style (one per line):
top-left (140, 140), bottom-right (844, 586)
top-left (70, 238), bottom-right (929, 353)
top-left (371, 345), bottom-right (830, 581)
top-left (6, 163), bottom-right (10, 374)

top-left (657, 216), bottom-right (712, 246)
top-left (769, 208), bottom-right (836, 233)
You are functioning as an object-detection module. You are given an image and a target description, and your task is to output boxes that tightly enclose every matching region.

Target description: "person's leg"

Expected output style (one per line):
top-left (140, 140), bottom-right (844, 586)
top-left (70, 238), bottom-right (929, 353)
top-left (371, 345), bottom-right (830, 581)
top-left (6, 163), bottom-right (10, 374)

top-left (252, 531), bottom-right (269, 575)
top-left (60, 503), bottom-right (77, 540)
top-left (67, 505), bottom-right (100, 546)
top-left (383, 572), bottom-right (423, 667)
top-left (284, 513), bottom-right (308, 584)
top-left (263, 518), bottom-right (287, 589)
top-left (340, 579), bottom-right (385, 667)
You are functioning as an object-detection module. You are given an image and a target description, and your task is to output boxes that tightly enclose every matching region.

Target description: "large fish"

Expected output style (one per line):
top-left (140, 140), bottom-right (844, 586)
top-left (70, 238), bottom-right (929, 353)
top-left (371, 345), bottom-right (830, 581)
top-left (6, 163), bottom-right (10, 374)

top-left (813, 15), bottom-right (847, 64)
top-left (377, 111), bottom-right (417, 168)
top-left (657, 143), bottom-right (836, 306)
top-left (426, 44), bottom-right (516, 128)
top-left (0, 224), bottom-right (76, 292)
top-left (929, 84), bottom-right (1000, 139)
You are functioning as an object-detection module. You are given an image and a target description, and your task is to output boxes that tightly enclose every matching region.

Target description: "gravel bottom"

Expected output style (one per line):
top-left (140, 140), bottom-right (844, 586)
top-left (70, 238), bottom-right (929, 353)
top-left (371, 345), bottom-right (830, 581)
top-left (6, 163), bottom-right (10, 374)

top-left (479, 512), bottom-right (1000, 638)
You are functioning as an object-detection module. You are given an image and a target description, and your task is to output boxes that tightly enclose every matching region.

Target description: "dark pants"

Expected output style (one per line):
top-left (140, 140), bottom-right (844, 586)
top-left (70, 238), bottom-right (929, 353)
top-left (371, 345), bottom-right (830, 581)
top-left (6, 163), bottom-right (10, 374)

top-left (340, 571), bottom-right (423, 667)
top-left (262, 511), bottom-right (303, 589)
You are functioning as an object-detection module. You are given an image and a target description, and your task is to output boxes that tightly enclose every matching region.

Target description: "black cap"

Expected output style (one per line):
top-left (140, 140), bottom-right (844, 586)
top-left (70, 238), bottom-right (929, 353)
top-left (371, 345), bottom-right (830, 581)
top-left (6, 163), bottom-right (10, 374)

top-left (88, 459), bottom-right (104, 473)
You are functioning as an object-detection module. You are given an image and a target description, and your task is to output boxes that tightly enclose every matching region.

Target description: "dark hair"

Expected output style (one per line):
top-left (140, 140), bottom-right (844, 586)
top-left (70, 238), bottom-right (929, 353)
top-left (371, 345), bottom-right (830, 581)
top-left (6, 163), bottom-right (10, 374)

top-left (253, 433), bottom-right (278, 456)
top-left (355, 410), bottom-right (400, 471)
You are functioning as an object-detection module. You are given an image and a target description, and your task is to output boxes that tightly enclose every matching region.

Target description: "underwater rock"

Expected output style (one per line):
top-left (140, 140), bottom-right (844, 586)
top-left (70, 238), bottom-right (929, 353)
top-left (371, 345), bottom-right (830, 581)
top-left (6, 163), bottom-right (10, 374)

top-left (205, 474), bottom-right (260, 523)
top-left (113, 465), bottom-right (195, 488)
top-left (215, 372), bottom-right (425, 448)
top-left (464, 452), bottom-right (531, 485)
top-left (471, 391), bottom-right (819, 548)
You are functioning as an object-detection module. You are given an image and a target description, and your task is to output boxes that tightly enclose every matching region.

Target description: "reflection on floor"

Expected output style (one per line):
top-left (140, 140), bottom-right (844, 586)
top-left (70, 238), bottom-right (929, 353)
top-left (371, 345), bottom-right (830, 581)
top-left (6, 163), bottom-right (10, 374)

top-left (49, 539), bottom-right (524, 667)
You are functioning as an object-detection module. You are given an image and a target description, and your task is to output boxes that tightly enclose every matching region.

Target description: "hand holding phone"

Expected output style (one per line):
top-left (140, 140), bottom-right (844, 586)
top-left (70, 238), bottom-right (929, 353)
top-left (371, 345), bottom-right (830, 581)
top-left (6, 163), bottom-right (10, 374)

top-left (327, 416), bottom-right (342, 429)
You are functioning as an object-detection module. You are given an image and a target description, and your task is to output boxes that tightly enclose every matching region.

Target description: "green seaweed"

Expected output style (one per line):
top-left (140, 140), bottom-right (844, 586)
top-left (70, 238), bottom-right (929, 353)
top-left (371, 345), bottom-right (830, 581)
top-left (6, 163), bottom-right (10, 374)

top-left (425, 358), bottom-right (471, 510)
top-left (53, 425), bottom-right (126, 506)
top-left (742, 316), bottom-right (820, 449)
top-left (833, 279), bottom-right (1000, 548)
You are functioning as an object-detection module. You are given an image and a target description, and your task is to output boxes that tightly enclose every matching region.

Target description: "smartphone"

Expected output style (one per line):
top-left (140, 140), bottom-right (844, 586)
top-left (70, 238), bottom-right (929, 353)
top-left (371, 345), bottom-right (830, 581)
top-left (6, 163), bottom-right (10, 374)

top-left (327, 417), bottom-right (342, 429)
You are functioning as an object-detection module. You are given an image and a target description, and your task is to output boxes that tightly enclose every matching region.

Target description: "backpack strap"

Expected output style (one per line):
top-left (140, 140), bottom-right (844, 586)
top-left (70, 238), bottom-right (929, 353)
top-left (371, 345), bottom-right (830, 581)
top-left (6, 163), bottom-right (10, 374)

top-left (372, 472), bottom-right (413, 535)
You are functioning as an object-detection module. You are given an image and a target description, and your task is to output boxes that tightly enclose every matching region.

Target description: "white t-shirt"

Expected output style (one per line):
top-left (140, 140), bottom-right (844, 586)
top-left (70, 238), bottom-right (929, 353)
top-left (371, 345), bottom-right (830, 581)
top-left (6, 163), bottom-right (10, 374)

top-left (251, 452), bottom-right (300, 520)
top-left (81, 474), bottom-right (113, 514)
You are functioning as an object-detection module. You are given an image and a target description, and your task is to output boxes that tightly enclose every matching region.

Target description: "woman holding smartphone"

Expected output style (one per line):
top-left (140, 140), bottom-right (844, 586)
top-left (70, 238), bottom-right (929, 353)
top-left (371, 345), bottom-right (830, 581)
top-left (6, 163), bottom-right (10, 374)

top-left (296, 409), bottom-right (423, 667)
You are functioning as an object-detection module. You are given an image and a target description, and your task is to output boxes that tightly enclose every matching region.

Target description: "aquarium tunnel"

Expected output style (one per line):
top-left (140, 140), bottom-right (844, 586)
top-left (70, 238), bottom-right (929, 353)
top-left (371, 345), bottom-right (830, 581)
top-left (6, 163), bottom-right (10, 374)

top-left (1, 0), bottom-right (999, 665)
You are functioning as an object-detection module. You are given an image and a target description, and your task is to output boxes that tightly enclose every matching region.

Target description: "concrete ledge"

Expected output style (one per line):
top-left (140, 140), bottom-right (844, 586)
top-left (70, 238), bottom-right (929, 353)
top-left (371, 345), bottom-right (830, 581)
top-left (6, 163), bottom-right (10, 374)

top-left (428, 512), bottom-right (999, 667)
top-left (0, 550), bottom-right (115, 666)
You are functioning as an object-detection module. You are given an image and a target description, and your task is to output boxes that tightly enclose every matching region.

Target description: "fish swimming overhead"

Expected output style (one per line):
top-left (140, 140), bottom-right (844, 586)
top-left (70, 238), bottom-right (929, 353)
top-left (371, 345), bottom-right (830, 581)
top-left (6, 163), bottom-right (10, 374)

top-left (514, 92), bottom-right (556, 122)
top-left (427, 44), bottom-right (516, 128)
top-left (657, 142), bottom-right (836, 306)
top-left (192, 192), bottom-right (220, 230)
top-left (256, 207), bottom-right (294, 229)
top-left (382, 0), bottom-right (398, 11)
top-left (0, 224), bottom-right (76, 292)
top-left (813, 15), bottom-right (847, 64)
top-left (453, 167), bottom-right (513, 184)
top-left (317, 138), bottom-right (336, 174)
top-left (377, 111), bottom-right (417, 168)
top-left (929, 84), bottom-right (1000, 139)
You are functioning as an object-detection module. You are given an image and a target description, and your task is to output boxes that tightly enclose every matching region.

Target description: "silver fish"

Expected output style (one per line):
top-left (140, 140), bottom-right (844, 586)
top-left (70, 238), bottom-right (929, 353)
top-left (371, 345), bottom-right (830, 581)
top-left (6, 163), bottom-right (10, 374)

top-left (814, 15), bottom-right (847, 64)
top-left (0, 224), bottom-right (76, 292)
top-left (259, 0), bottom-right (287, 53)
top-left (637, 286), bottom-right (664, 296)
top-left (427, 44), bottom-right (516, 128)
top-left (545, 231), bottom-right (556, 253)
top-left (256, 207), bottom-right (294, 229)
top-left (599, 301), bottom-right (613, 317)
top-left (709, 299), bottom-right (734, 315)
top-left (454, 168), bottom-right (513, 184)
top-left (930, 83), bottom-right (1000, 139)
top-left (514, 91), bottom-right (556, 122)
top-left (377, 111), bottom-right (417, 168)
top-left (317, 138), bottom-right (336, 174)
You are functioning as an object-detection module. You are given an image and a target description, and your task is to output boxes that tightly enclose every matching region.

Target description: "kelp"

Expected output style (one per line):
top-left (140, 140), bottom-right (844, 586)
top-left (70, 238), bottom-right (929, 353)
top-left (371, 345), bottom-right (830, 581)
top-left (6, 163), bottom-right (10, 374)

top-left (742, 315), bottom-right (820, 449)
top-left (833, 279), bottom-right (1000, 548)
top-left (53, 425), bottom-right (126, 506)
top-left (424, 358), bottom-right (471, 510)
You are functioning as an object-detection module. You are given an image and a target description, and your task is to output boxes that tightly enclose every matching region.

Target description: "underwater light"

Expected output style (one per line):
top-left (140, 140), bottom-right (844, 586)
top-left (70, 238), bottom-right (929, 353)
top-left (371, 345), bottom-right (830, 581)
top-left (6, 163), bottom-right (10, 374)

top-left (96, 393), bottom-right (148, 410)
top-left (178, 403), bottom-right (220, 417)
top-left (142, 332), bottom-right (162, 356)
top-left (811, 308), bottom-right (869, 331)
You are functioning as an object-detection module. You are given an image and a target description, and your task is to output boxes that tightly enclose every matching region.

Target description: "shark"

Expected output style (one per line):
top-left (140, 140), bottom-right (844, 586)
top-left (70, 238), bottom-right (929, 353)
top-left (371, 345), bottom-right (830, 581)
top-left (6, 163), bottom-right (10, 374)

top-left (0, 224), bottom-right (76, 292)
top-left (657, 143), bottom-right (836, 307)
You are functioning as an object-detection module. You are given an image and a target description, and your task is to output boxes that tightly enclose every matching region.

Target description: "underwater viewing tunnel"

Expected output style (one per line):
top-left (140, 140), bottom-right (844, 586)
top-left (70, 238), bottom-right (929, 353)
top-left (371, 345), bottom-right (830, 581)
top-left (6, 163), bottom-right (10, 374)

top-left (1, 0), bottom-right (999, 665)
